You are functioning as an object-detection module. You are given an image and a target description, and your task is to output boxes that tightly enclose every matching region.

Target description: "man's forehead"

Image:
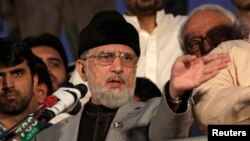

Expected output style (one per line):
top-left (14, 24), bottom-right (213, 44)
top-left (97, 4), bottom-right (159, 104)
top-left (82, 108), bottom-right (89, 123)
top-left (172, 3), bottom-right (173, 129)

top-left (90, 44), bottom-right (136, 53)
top-left (184, 11), bottom-right (231, 34)
top-left (0, 61), bottom-right (29, 72)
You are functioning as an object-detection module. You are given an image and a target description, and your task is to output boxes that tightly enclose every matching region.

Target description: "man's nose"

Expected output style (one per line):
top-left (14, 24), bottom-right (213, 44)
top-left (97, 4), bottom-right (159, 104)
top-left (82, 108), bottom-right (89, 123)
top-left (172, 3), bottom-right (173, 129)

top-left (110, 57), bottom-right (124, 73)
top-left (2, 76), bottom-right (15, 91)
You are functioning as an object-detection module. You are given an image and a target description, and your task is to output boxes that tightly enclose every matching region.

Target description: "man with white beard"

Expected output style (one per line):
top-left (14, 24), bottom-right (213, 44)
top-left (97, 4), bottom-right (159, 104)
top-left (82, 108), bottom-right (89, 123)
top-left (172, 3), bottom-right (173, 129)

top-left (34, 10), bottom-right (230, 141)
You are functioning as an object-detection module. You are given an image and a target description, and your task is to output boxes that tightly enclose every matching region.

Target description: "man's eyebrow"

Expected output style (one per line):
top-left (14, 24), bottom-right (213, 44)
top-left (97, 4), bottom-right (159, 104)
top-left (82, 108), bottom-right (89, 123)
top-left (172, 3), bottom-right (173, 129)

top-left (10, 67), bottom-right (25, 73)
top-left (0, 67), bottom-right (26, 75)
top-left (48, 57), bottom-right (63, 63)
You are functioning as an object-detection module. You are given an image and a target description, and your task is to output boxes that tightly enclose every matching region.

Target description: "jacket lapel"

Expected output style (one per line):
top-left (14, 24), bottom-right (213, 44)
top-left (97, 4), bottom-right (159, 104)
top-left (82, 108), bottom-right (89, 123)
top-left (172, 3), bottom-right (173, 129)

top-left (105, 100), bottom-right (144, 141)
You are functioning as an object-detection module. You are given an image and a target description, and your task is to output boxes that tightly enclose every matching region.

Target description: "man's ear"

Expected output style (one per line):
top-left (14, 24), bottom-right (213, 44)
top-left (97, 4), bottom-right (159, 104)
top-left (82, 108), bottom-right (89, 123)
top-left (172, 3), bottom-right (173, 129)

top-left (34, 83), bottom-right (48, 104)
top-left (33, 75), bottom-right (39, 94)
top-left (76, 59), bottom-right (87, 81)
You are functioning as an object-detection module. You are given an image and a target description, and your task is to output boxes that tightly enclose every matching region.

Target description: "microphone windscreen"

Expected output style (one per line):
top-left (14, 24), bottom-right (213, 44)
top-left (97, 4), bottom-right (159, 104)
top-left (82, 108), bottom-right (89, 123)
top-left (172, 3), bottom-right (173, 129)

top-left (68, 102), bottom-right (82, 115)
top-left (60, 81), bottom-right (75, 88)
top-left (75, 84), bottom-right (88, 98)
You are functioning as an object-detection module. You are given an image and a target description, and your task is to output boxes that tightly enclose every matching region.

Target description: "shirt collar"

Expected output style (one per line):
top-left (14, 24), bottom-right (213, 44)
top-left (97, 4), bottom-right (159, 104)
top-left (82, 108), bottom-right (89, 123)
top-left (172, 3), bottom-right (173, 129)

top-left (85, 101), bottom-right (118, 114)
top-left (124, 9), bottom-right (166, 31)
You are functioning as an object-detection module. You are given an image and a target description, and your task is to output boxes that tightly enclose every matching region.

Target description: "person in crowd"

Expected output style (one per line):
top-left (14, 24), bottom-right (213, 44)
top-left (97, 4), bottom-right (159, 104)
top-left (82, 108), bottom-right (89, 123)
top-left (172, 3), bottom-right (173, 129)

top-left (0, 0), bottom-right (117, 59)
top-left (23, 33), bottom-right (69, 91)
top-left (33, 55), bottom-right (53, 98)
top-left (189, 3), bottom-right (250, 131)
top-left (0, 37), bottom-right (53, 139)
top-left (121, 0), bottom-right (187, 91)
top-left (179, 4), bottom-right (248, 137)
top-left (34, 10), bottom-right (230, 141)
top-left (192, 39), bottom-right (250, 133)
top-left (231, 0), bottom-right (250, 38)
top-left (134, 77), bottom-right (161, 102)
top-left (164, 0), bottom-right (188, 16)
top-left (180, 4), bottom-right (239, 57)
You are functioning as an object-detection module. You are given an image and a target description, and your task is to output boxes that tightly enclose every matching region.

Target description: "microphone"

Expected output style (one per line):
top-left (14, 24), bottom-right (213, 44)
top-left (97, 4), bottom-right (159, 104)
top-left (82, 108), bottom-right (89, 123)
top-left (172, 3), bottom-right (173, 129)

top-left (0, 82), bottom-right (88, 141)
top-left (0, 97), bottom-right (58, 141)
top-left (38, 82), bottom-right (88, 122)
top-left (0, 114), bottom-right (43, 141)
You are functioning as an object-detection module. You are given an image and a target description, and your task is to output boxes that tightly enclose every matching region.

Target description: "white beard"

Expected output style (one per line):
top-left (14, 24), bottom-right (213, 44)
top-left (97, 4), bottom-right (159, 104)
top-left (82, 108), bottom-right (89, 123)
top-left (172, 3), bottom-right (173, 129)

top-left (85, 65), bottom-right (135, 109)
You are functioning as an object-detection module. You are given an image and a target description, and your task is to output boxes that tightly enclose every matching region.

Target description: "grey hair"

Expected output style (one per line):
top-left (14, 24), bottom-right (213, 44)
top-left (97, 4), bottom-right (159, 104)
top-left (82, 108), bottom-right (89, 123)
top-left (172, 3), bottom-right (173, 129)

top-left (179, 4), bottom-right (236, 50)
top-left (79, 50), bottom-right (90, 60)
top-left (188, 4), bottom-right (235, 23)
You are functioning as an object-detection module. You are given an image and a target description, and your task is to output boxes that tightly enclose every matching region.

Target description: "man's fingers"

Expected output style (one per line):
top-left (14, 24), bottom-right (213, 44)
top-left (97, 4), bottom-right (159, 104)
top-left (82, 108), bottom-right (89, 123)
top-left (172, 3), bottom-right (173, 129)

top-left (203, 60), bottom-right (228, 74)
top-left (202, 53), bottom-right (230, 63)
top-left (202, 53), bottom-right (230, 74)
top-left (181, 54), bottom-right (197, 64)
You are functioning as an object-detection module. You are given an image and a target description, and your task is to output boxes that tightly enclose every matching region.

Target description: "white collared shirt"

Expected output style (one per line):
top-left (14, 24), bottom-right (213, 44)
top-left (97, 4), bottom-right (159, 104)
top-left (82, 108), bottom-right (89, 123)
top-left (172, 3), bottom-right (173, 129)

top-left (124, 10), bottom-right (187, 91)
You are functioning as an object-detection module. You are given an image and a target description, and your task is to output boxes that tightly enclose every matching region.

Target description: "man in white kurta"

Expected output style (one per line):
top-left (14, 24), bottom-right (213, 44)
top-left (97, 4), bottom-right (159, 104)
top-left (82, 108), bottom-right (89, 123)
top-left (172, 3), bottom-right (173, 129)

top-left (124, 9), bottom-right (186, 91)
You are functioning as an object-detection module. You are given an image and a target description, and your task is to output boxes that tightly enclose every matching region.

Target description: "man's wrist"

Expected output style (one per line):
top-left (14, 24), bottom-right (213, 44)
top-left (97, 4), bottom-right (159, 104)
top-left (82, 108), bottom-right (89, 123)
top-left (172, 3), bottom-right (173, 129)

top-left (168, 97), bottom-right (182, 105)
top-left (164, 81), bottom-right (192, 113)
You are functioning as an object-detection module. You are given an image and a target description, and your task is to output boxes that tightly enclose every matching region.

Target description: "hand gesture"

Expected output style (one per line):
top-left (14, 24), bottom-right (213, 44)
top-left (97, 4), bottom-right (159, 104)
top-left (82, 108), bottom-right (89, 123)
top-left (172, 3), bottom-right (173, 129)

top-left (169, 53), bottom-right (230, 100)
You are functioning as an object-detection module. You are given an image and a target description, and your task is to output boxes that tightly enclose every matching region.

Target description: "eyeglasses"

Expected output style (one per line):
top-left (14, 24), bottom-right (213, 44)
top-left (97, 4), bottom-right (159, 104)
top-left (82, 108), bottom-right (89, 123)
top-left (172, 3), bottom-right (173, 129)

top-left (83, 51), bottom-right (138, 68)
top-left (184, 36), bottom-right (208, 55)
top-left (184, 25), bottom-right (234, 56)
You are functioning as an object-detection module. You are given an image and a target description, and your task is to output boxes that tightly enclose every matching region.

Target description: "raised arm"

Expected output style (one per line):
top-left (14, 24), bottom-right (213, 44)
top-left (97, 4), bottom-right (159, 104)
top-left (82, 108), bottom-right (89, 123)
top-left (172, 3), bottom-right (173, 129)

top-left (149, 52), bottom-right (230, 140)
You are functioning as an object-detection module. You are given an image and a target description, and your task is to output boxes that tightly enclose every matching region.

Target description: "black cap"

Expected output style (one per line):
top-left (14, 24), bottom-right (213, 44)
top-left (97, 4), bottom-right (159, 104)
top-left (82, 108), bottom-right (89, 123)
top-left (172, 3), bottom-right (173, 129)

top-left (78, 10), bottom-right (140, 57)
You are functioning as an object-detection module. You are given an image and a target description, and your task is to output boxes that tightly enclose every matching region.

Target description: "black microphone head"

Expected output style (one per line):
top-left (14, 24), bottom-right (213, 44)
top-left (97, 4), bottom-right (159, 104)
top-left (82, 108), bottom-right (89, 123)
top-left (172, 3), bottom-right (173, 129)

top-left (60, 81), bottom-right (75, 88)
top-left (68, 101), bottom-right (82, 115)
top-left (37, 109), bottom-right (56, 122)
top-left (75, 83), bottom-right (88, 98)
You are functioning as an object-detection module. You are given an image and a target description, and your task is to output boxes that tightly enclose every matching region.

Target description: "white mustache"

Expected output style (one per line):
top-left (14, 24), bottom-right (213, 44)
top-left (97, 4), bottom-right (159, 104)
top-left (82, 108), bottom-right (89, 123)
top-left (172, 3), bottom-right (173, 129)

top-left (106, 74), bottom-right (126, 83)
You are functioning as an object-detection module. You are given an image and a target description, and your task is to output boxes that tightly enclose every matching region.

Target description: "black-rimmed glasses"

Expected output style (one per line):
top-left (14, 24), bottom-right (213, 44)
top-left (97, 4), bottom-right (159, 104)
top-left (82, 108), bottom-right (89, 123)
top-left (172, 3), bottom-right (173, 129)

top-left (184, 25), bottom-right (236, 56)
top-left (184, 36), bottom-right (208, 55)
